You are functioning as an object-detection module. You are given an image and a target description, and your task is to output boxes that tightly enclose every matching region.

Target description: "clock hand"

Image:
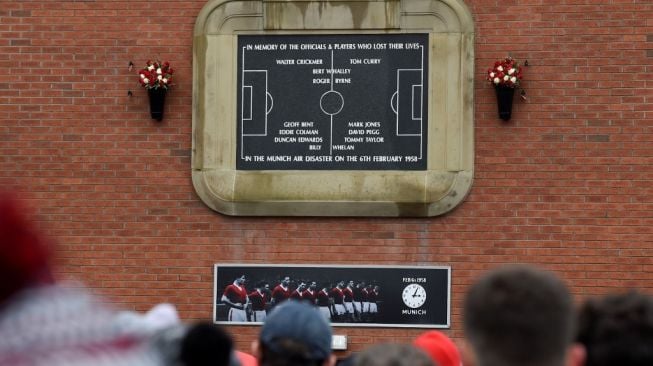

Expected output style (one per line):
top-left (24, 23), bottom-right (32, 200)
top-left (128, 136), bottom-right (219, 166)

top-left (413, 287), bottom-right (419, 297)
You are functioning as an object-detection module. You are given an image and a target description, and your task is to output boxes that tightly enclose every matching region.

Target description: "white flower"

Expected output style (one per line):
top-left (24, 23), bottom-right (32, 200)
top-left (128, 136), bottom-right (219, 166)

top-left (143, 78), bottom-right (149, 84)
top-left (147, 65), bottom-right (154, 71)
top-left (156, 68), bottom-right (162, 75)
top-left (508, 68), bottom-right (515, 75)
top-left (489, 72), bottom-right (495, 78)
top-left (140, 74), bottom-right (145, 79)
top-left (497, 66), bottom-right (504, 72)
top-left (162, 78), bottom-right (168, 84)
top-left (503, 75), bottom-right (509, 81)
top-left (510, 76), bottom-right (517, 83)
top-left (157, 75), bottom-right (163, 81)
top-left (493, 77), bottom-right (500, 84)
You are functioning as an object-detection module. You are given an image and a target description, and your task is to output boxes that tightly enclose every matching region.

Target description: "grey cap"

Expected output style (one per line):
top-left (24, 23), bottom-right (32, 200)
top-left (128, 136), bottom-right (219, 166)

top-left (260, 300), bottom-right (332, 360)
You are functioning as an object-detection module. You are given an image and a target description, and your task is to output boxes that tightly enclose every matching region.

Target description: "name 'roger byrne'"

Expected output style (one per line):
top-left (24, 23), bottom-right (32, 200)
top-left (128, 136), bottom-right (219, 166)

top-left (276, 59), bottom-right (323, 65)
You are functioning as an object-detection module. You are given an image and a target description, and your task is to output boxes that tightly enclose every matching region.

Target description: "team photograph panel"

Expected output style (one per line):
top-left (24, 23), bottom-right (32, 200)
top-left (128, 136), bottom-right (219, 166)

top-left (213, 264), bottom-right (450, 328)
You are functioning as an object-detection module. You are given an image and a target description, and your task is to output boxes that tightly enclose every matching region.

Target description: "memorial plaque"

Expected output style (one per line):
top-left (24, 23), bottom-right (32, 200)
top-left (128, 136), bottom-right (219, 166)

top-left (237, 34), bottom-right (429, 170)
top-left (214, 264), bottom-right (451, 328)
top-left (193, 0), bottom-right (475, 216)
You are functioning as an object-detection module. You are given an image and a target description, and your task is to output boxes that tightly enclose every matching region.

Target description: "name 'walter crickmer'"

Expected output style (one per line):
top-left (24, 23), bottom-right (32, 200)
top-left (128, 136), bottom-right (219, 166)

top-left (275, 59), bottom-right (323, 65)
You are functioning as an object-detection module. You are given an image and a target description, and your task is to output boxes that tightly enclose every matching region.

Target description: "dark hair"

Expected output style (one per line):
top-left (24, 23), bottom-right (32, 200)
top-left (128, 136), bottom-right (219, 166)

top-left (260, 338), bottom-right (325, 366)
top-left (180, 322), bottom-right (233, 366)
top-left (463, 265), bottom-right (575, 366)
top-left (353, 343), bottom-right (433, 366)
top-left (577, 290), bottom-right (653, 366)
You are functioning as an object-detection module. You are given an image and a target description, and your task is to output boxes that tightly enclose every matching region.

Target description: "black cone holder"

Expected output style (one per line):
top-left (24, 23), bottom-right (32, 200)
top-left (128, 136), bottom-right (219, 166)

top-left (148, 88), bottom-right (167, 121)
top-left (494, 85), bottom-right (515, 121)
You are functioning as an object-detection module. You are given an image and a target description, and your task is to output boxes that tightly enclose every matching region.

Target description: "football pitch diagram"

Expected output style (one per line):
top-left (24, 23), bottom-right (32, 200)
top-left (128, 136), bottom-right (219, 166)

top-left (237, 34), bottom-right (428, 170)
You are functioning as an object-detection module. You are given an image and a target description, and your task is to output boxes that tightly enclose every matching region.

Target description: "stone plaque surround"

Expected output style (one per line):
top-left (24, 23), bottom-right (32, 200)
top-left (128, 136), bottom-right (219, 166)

top-left (192, 0), bottom-right (474, 216)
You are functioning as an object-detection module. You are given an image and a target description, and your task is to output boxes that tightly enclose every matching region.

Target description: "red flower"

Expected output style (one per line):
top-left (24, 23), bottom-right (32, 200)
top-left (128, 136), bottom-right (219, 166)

top-left (487, 56), bottom-right (523, 88)
top-left (136, 60), bottom-right (175, 90)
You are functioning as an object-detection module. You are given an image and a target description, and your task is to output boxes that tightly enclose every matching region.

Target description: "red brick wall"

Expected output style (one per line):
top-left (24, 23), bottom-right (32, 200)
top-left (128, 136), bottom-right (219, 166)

top-left (1, 0), bottom-right (652, 354)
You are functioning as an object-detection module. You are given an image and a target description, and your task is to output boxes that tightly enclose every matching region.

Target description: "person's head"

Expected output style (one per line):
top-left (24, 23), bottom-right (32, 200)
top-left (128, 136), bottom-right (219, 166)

top-left (353, 343), bottom-right (433, 366)
top-left (236, 350), bottom-right (258, 366)
top-left (256, 281), bottom-right (267, 290)
top-left (0, 193), bottom-right (54, 306)
top-left (576, 290), bottom-right (653, 366)
top-left (179, 322), bottom-right (233, 366)
top-left (297, 282), bottom-right (307, 291)
top-left (309, 281), bottom-right (317, 290)
top-left (337, 281), bottom-right (345, 288)
top-left (281, 277), bottom-right (290, 286)
top-left (235, 275), bottom-right (246, 285)
top-left (463, 264), bottom-right (584, 366)
top-left (253, 300), bottom-right (335, 366)
top-left (347, 280), bottom-right (354, 287)
top-left (413, 331), bottom-right (462, 366)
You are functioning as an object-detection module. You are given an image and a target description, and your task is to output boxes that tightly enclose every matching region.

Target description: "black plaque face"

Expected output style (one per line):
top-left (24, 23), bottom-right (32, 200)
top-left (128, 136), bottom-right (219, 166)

top-left (214, 264), bottom-right (450, 328)
top-left (236, 34), bottom-right (429, 170)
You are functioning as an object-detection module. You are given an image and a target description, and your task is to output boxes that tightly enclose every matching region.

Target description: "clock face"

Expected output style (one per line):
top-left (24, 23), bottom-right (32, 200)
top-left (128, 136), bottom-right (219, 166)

top-left (402, 283), bottom-right (427, 309)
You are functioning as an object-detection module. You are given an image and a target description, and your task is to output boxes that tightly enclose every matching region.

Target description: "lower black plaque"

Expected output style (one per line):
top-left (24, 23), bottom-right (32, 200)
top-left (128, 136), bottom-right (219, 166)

top-left (236, 34), bottom-right (429, 170)
top-left (214, 264), bottom-right (450, 328)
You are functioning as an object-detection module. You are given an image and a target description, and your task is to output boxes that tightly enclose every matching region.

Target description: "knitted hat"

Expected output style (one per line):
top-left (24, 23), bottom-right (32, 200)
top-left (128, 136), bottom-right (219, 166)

top-left (413, 331), bottom-right (462, 366)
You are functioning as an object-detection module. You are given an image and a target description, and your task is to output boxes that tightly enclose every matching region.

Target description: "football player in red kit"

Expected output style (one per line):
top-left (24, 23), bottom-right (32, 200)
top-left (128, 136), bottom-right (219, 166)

top-left (221, 274), bottom-right (249, 322)
top-left (330, 281), bottom-right (347, 321)
top-left (270, 276), bottom-right (291, 309)
top-left (303, 281), bottom-right (318, 305)
top-left (289, 282), bottom-right (307, 301)
top-left (248, 281), bottom-right (268, 322)
top-left (343, 280), bottom-right (355, 322)
top-left (317, 285), bottom-right (333, 321)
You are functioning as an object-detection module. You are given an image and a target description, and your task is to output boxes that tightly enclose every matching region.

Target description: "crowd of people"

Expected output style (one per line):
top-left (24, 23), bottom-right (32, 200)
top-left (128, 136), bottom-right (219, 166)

top-left (221, 276), bottom-right (380, 323)
top-left (1, 192), bottom-right (653, 366)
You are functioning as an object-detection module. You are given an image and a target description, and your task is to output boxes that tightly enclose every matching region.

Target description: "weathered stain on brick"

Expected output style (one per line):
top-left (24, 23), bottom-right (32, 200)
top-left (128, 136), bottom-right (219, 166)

top-left (170, 149), bottom-right (190, 157)
top-left (587, 135), bottom-right (609, 142)
top-left (63, 134), bottom-right (82, 141)
top-left (10, 39), bottom-right (31, 46)
top-left (10, 10), bottom-right (31, 17)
